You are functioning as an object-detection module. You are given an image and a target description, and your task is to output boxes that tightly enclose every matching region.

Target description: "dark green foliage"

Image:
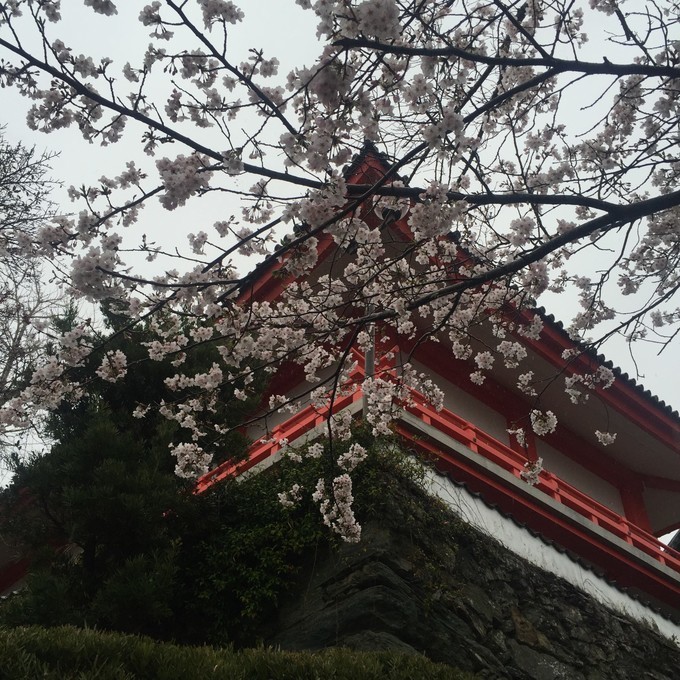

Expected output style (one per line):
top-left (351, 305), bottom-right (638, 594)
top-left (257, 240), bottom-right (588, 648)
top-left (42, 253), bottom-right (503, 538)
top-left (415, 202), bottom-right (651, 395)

top-left (0, 417), bottom-right (435, 647)
top-left (0, 305), bottom-right (448, 649)
top-left (0, 407), bottom-right (195, 637)
top-left (163, 470), bottom-right (322, 644)
top-left (0, 625), bottom-right (477, 679)
top-left (0, 312), bottom-right (258, 640)
top-left (167, 429), bottom-right (414, 645)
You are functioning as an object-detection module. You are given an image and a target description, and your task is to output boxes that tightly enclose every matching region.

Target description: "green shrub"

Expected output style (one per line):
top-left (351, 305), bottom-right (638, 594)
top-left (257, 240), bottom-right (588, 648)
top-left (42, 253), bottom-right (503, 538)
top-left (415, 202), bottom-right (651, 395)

top-left (0, 626), bottom-right (477, 679)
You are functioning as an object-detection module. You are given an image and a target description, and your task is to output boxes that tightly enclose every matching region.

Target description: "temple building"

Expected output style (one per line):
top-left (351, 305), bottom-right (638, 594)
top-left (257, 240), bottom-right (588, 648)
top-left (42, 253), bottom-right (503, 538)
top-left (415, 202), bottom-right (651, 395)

top-left (197, 145), bottom-right (680, 636)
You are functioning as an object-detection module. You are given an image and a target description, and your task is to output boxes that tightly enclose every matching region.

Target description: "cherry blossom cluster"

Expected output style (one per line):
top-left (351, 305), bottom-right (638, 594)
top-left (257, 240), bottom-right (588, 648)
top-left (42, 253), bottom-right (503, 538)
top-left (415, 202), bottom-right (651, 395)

top-left (507, 427), bottom-right (527, 448)
top-left (520, 458), bottom-right (544, 487)
top-left (57, 325), bottom-right (92, 367)
top-left (95, 349), bottom-right (128, 383)
top-left (530, 410), bottom-right (558, 437)
top-left (595, 431), bottom-right (617, 447)
top-left (313, 474), bottom-right (361, 543)
top-left (336, 442), bottom-right (368, 472)
top-left (197, 0), bottom-right (244, 28)
top-left (170, 441), bottom-right (213, 479)
top-left (353, 0), bottom-right (400, 40)
top-left (274, 434), bottom-right (368, 540)
top-left (156, 155), bottom-right (213, 210)
top-left (84, 1), bottom-right (117, 16)
top-left (278, 483), bottom-right (303, 508)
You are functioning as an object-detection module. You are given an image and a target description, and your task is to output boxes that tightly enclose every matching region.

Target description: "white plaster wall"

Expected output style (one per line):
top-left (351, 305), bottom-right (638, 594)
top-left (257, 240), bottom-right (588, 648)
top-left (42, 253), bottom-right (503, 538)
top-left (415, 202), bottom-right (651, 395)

top-left (536, 440), bottom-right (624, 515)
top-left (245, 364), bottom-right (341, 442)
top-left (409, 358), bottom-right (511, 445)
top-left (422, 467), bottom-right (680, 645)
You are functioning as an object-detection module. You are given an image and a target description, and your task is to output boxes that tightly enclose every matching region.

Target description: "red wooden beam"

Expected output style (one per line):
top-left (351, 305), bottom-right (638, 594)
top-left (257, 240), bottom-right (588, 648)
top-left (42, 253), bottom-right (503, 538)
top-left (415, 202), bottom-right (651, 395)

top-left (198, 372), bottom-right (680, 606)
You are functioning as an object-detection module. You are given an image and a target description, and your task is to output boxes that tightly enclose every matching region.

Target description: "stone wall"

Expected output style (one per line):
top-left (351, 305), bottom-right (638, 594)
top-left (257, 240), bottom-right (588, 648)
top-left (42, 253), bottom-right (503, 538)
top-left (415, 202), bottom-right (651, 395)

top-left (270, 477), bottom-right (680, 680)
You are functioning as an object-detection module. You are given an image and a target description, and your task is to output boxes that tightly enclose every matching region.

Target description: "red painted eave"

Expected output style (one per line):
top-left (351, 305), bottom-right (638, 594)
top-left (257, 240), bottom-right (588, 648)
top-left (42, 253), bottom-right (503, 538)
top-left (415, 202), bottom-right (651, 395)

top-left (521, 308), bottom-right (680, 453)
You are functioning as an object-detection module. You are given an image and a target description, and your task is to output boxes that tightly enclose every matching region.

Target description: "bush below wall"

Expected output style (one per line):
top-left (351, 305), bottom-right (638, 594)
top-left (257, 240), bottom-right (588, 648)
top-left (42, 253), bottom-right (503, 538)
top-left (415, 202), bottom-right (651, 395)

top-left (0, 625), bottom-right (474, 680)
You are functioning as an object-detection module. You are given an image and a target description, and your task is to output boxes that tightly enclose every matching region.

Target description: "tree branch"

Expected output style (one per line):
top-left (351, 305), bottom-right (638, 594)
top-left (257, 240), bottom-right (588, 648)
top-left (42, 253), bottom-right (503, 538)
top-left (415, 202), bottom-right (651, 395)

top-left (333, 37), bottom-right (680, 79)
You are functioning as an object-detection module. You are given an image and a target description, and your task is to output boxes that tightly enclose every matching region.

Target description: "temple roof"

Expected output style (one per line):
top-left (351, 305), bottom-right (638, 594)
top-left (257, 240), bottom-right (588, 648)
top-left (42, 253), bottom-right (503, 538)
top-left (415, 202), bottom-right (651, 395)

top-left (342, 142), bottom-right (680, 425)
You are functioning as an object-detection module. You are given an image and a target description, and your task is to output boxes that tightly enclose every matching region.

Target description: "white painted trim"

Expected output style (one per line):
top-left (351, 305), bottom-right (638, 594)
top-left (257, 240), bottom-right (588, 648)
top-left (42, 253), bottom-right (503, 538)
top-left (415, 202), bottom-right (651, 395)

top-left (423, 467), bottom-right (680, 646)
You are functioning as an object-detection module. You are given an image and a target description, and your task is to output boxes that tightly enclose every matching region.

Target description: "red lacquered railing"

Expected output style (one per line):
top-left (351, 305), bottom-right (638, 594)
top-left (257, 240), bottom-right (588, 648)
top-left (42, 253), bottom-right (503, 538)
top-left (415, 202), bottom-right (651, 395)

top-left (195, 387), bottom-right (363, 494)
top-left (402, 397), bottom-right (680, 574)
top-left (197, 382), bottom-right (680, 577)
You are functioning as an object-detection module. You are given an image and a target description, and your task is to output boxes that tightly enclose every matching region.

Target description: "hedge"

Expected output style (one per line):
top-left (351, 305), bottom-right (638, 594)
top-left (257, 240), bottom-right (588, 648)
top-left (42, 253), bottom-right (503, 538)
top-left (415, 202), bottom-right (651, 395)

top-left (0, 625), bottom-right (477, 679)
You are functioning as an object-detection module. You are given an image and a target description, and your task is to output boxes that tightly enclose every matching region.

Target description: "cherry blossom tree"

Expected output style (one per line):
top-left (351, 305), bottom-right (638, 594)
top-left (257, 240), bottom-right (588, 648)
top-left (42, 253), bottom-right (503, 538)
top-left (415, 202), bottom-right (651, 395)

top-left (0, 130), bottom-right (59, 463)
top-left (0, 1), bottom-right (679, 535)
